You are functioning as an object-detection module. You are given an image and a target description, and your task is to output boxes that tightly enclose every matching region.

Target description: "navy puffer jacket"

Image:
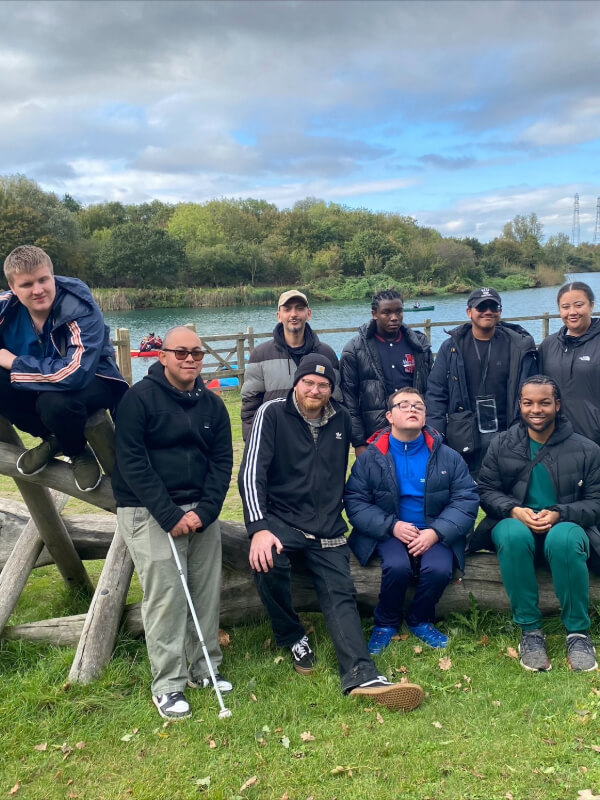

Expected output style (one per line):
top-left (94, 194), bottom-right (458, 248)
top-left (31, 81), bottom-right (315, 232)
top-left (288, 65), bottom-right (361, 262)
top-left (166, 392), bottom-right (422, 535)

top-left (344, 425), bottom-right (479, 570)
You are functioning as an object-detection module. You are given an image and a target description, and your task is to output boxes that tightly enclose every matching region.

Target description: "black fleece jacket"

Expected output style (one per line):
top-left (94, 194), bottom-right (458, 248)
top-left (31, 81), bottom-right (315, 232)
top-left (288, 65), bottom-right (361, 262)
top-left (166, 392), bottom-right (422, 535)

top-left (112, 362), bottom-right (233, 533)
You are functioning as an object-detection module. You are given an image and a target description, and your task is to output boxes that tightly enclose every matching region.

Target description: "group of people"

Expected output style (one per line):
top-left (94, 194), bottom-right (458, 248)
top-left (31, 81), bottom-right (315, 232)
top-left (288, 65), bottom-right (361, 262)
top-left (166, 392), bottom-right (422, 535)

top-left (1, 244), bottom-right (599, 722)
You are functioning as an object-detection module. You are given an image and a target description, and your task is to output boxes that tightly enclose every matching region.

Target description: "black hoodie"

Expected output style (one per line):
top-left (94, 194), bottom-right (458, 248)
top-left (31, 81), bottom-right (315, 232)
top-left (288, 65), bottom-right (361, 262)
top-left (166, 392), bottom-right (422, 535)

top-left (112, 362), bottom-right (233, 533)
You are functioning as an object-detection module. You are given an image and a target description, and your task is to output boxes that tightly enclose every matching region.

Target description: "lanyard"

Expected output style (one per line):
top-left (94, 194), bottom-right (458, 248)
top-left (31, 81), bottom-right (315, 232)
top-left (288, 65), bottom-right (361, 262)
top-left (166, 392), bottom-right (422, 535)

top-left (473, 336), bottom-right (492, 396)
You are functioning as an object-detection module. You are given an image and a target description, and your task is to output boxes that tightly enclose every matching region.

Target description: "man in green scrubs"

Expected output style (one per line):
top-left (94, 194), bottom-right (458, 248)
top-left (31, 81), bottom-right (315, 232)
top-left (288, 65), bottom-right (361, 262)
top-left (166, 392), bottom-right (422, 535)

top-left (476, 375), bottom-right (600, 673)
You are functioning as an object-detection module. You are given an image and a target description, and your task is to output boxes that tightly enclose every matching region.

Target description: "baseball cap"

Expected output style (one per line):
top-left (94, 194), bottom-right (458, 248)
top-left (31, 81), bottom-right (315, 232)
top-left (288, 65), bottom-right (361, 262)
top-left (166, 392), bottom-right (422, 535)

top-left (467, 287), bottom-right (502, 309)
top-left (278, 289), bottom-right (308, 308)
top-left (293, 354), bottom-right (335, 389)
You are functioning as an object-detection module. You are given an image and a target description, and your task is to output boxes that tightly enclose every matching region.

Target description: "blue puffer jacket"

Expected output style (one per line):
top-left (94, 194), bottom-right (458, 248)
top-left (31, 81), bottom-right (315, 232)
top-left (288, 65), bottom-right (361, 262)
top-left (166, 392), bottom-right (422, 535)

top-left (0, 275), bottom-right (127, 399)
top-left (344, 425), bottom-right (479, 570)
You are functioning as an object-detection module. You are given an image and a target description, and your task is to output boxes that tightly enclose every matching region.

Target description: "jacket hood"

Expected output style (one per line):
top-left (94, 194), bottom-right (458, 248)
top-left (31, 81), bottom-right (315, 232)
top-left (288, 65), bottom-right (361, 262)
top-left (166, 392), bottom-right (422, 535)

top-left (144, 360), bottom-right (205, 405)
top-left (367, 424), bottom-right (441, 455)
top-left (0, 275), bottom-right (97, 329)
top-left (556, 315), bottom-right (600, 346)
top-left (514, 412), bottom-right (574, 447)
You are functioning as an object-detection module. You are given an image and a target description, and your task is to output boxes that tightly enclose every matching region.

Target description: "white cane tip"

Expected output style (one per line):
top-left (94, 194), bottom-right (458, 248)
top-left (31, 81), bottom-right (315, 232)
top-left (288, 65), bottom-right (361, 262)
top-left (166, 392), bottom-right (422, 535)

top-left (219, 708), bottom-right (232, 718)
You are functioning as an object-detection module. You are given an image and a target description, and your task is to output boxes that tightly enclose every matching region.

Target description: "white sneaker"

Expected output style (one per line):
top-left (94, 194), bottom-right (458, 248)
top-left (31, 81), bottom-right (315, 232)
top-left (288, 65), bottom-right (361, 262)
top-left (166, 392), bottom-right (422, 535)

top-left (187, 672), bottom-right (233, 693)
top-left (152, 691), bottom-right (191, 719)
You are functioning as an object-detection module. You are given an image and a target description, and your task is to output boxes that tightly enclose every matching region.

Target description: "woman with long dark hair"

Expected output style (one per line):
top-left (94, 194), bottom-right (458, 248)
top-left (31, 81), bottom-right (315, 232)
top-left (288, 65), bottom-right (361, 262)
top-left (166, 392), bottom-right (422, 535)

top-left (538, 281), bottom-right (600, 444)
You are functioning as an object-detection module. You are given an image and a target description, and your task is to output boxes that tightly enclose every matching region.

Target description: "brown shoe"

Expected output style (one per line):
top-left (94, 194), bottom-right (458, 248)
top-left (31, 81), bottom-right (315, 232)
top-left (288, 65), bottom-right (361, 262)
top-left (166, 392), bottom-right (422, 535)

top-left (349, 677), bottom-right (423, 711)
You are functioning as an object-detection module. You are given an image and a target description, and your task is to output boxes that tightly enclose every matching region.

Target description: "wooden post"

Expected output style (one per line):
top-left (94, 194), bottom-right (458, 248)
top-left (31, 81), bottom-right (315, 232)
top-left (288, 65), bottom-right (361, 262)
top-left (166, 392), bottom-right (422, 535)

top-left (115, 328), bottom-right (132, 386)
top-left (70, 410), bottom-right (135, 684)
top-left (0, 490), bottom-right (68, 635)
top-left (236, 332), bottom-right (245, 389)
top-left (246, 326), bottom-right (255, 353)
top-left (0, 418), bottom-right (93, 593)
top-left (423, 318), bottom-right (432, 342)
top-left (541, 312), bottom-right (550, 341)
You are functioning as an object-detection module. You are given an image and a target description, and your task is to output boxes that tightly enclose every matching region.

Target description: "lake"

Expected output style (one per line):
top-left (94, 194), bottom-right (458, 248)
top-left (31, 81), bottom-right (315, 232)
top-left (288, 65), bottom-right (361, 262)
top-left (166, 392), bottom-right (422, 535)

top-left (104, 273), bottom-right (599, 384)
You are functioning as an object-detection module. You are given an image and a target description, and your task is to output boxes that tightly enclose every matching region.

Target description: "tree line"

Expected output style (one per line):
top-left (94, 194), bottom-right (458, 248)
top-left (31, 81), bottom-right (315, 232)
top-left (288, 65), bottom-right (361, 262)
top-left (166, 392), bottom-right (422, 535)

top-left (1, 175), bottom-right (599, 293)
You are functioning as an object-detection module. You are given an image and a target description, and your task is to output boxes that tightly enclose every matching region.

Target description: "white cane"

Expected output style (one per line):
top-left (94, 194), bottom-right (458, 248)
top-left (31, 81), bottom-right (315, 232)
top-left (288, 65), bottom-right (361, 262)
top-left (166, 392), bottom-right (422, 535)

top-left (167, 532), bottom-right (232, 719)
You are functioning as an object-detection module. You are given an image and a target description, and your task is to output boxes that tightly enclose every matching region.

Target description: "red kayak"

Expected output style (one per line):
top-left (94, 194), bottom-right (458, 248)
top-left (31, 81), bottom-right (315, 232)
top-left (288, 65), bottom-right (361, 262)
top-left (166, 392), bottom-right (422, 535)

top-left (131, 350), bottom-right (160, 358)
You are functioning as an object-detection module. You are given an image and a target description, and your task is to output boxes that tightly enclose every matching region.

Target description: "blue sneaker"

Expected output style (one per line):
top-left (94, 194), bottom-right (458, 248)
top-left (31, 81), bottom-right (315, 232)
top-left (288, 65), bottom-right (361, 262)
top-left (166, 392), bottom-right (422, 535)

top-left (368, 626), bottom-right (398, 655)
top-left (408, 623), bottom-right (448, 649)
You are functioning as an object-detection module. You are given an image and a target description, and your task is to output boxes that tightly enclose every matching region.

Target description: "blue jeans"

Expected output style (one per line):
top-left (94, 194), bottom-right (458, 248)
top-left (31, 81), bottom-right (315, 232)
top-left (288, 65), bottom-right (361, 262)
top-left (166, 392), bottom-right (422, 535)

top-left (374, 537), bottom-right (454, 628)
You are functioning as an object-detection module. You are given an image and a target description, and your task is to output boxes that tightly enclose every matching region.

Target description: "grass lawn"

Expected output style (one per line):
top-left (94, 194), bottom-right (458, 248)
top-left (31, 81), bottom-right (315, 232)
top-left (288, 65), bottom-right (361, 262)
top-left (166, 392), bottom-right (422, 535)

top-left (2, 391), bottom-right (600, 799)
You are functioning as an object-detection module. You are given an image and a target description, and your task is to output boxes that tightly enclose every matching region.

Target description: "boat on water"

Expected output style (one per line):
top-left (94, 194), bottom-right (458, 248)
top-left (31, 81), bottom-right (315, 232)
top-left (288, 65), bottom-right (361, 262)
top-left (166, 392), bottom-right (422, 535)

top-left (405, 304), bottom-right (435, 312)
top-left (131, 350), bottom-right (160, 358)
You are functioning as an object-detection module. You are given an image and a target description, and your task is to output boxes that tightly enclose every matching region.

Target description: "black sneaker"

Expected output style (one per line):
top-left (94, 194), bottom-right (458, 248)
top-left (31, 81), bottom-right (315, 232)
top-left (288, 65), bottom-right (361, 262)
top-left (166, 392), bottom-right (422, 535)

top-left (16, 435), bottom-right (61, 476)
top-left (290, 635), bottom-right (316, 675)
top-left (519, 629), bottom-right (551, 672)
top-left (187, 672), bottom-right (233, 692)
top-left (152, 691), bottom-right (191, 719)
top-left (349, 676), bottom-right (424, 711)
top-left (566, 633), bottom-right (598, 672)
top-left (71, 444), bottom-right (102, 492)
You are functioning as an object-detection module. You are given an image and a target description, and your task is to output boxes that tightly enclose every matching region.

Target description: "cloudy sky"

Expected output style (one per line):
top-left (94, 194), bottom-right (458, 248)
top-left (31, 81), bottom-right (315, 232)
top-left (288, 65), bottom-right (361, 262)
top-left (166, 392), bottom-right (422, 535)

top-left (2, 0), bottom-right (600, 241)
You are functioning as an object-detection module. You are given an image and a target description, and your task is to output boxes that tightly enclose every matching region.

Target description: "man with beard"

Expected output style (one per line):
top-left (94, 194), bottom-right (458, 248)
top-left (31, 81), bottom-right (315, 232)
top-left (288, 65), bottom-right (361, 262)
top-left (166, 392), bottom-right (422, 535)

top-left (239, 354), bottom-right (423, 712)
top-left (341, 289), bottom-right (432, 458)
top-left (241, 289), bottom-right (340, 439)
top-left (476, 375), bottom-right (600, 673)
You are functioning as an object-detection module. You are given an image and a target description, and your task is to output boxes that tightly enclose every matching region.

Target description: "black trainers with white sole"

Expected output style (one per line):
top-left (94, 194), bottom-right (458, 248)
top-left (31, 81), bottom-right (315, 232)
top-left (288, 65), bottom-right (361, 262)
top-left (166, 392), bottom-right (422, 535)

top-left (152, 691), bottom-right (191, 719)
top-left (290, 635), bottom-right (316, 675)
top-left (16, 435), bottom-right (61, 476)
top-left (71, 444), bottom-right (102, 492)
top-left (187, 672), bottom-right (233, 692)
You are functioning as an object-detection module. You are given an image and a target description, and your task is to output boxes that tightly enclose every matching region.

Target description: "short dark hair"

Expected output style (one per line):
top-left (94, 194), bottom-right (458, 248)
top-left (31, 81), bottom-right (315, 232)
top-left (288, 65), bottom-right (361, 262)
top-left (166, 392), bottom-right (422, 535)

top-left (371, 288), bottom-right (403, 313)
top-left (556, 281), bottom-right (594, 305)
top-left (519, 375), bottom-right (561, 403)
top-left (387, 386), bottom-right (425, 411)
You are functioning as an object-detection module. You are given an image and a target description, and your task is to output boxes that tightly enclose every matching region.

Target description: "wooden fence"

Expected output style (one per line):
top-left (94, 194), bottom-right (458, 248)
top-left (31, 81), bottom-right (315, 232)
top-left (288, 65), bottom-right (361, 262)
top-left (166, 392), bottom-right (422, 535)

top-left (112, 310), bottom-right (586, 387)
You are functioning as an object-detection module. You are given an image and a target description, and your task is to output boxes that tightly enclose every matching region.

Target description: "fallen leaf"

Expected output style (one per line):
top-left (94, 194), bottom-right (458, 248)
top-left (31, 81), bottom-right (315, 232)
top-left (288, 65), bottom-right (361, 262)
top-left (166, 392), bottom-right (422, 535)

top-left (394, 666), bottom-right (409, 674)
top-left (34, 743), bottom-right (47, 751)
top-left (68, 793), bottom-right (78, 799)
top-left (591, 688), bottom-right (600, 696)
top-left (463, 675), bottom-right (472, 683)
top-left (478, 635), bottom-right (490, 645)
top-left (244, 652), bottom-right (251, 661)
top-left (67, 780), bottom-right (73, 786)
top-left (195, 777), bottom-right (211, 790)
top-left (75, 742), bottom-right (85, 750)
top-left (438, 657), bottom-right (452, 671)
top-left (208, 739), bottom-right (216, 749)
top-left (542, 738), bottom-right (556, 745)
top-left (392, 633), bottom-right (409, 641)
top-left (341, 723), bottom-right (350, 735)
top-left (331, 766), bottom-right (350, 775)
top-left (280, 736), bottom-right (290, 749)
top-left (432, 721), bottom-right (443, 729)
top-left (376, 712), bottom-right (384, 725)
top-left (400, 676), bottom-right (409, 684)
top-left (506, 646), bottom-right (519, 659)
top-left (471, 769), bottom-right (484, 779)
top-left (240, 776), bottom-right (258, 792)
top-left (505, 793), bottom-right (514, 800)
top-left (301, 731), bottom-right (315, 742)
top-left (274, 727), bottom-right (283, 733)
top-left (492, 700), bottom-right (501, 707)
top-left (262, 638), bottom-right (271, 650)
top-left (454, 682), bottom-right (462, 689)
top-left (590, 744), bottom-right (600, 753)
top-left (273, 656), bottom-right (284, 664)
top-left (218, 629), bottom-right (230, 647)
top-left (250, 693), bottom-right (258, 703)
top-left (577, 790), bottom-right (600, 799)
top-left (279, 795), bottom-right (289, 800)
top-left (8, 784), bottom-right (19, 796)
top-left (413, 646), bottom-right (423, 654)
top-left (121, 732), bottom-right (136, 742)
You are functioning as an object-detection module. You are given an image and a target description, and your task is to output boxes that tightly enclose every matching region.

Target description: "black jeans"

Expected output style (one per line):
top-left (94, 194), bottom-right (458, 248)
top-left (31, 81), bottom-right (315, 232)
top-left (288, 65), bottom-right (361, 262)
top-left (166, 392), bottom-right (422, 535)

top-left (253, 516), bottom-right (380, 693)
top-left (0, 368), bottom-right (119, 456)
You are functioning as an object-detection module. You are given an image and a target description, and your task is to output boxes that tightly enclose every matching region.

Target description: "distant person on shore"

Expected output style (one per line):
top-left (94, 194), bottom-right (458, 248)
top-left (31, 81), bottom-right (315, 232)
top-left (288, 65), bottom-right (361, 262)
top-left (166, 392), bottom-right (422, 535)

top-left (425, 287), bottom-right (537, 478)
top-left (475, 375), bottom-right (600, 673)
top-left (112, 326), bottom-right (233, 719)
top-left (538, 281), bottom-right (600, 445)
top-left (345, 387), bottom-right (478, 654)
top-left (340, 289), bottom-right (432, 457)
top-left (241, 289), bottom-right (341, 439)
top-left (0, 245), bottom-right (127, 491)
top-left (239, 354), bottom-right (423, 712)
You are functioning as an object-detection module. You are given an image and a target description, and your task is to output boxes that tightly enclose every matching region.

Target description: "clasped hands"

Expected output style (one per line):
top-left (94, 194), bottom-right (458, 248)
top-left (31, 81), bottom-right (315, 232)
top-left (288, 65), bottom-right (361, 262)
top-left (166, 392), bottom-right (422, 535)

top-left (393, 521), bottom-right (439, 556)
top-left (509, 506), bottom-right (559, 534)
top-left (170, 510), bottom-right (202, 537)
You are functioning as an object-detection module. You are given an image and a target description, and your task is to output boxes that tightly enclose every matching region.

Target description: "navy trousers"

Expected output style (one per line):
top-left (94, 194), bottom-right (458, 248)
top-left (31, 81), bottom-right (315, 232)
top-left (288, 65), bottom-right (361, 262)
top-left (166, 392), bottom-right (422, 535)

top-left (374, 537), bottom-right (454, 628)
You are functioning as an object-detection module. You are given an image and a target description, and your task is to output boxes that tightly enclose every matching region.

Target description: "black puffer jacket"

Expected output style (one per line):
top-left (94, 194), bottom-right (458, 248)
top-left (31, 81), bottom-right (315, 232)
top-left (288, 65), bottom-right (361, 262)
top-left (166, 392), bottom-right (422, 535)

top-left (538, 317), bottom-right (600, 445)
top-left (340, 321), bottom-right (432, 447)
top-left (473, 416), bottom-right (600, 558)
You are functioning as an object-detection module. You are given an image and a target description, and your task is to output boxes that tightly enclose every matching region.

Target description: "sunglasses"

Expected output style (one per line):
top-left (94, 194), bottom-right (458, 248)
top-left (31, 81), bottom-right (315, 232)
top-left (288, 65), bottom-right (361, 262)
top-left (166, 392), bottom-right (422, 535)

top-left (162, 348), bottom-right (206, 361)
top-left (472, 302), bottom-right (501, 312)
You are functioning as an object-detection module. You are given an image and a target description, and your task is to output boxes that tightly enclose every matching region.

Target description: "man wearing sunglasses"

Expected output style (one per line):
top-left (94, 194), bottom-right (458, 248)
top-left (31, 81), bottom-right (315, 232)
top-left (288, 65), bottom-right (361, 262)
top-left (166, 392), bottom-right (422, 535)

top-left (345, 387), bottom-right (478, 653)
top-left (112, 326), bottom-right (233, 720)
top-left (426, 287), bottom-right (537, 477)
top-left (239, 354), bottom-right (423, 712)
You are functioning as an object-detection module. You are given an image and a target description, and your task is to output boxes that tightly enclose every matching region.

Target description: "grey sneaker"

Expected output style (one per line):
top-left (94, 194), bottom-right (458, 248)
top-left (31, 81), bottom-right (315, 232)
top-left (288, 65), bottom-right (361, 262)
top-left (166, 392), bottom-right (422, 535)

top-left (566, 633), bottom-right (598, 672)
top-left (16, 435), bottom-right (61, 476)
top-left (71, 444), bottom-right (102, 492)
top-left (519, 629), bottom-right (551, 672)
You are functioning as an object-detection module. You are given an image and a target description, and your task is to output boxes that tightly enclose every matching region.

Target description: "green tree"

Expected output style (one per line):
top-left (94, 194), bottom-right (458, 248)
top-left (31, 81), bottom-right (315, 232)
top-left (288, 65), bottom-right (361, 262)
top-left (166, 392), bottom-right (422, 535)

top-left (96, 223), bottom-right (185, 287)
top-left (502, 213), bottom-right (544, 244)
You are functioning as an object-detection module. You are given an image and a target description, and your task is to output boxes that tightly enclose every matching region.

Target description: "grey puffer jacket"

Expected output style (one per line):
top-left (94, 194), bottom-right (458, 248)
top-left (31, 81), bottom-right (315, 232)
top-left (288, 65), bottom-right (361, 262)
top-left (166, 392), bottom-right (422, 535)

top-left (340, 321), bottom-right (432, 448)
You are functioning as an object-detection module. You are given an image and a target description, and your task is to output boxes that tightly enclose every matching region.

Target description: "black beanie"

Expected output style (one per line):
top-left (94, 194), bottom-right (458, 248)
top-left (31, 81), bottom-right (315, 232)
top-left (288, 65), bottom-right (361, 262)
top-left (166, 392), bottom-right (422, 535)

top-left (293, 354), bottom-right (335, 389)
